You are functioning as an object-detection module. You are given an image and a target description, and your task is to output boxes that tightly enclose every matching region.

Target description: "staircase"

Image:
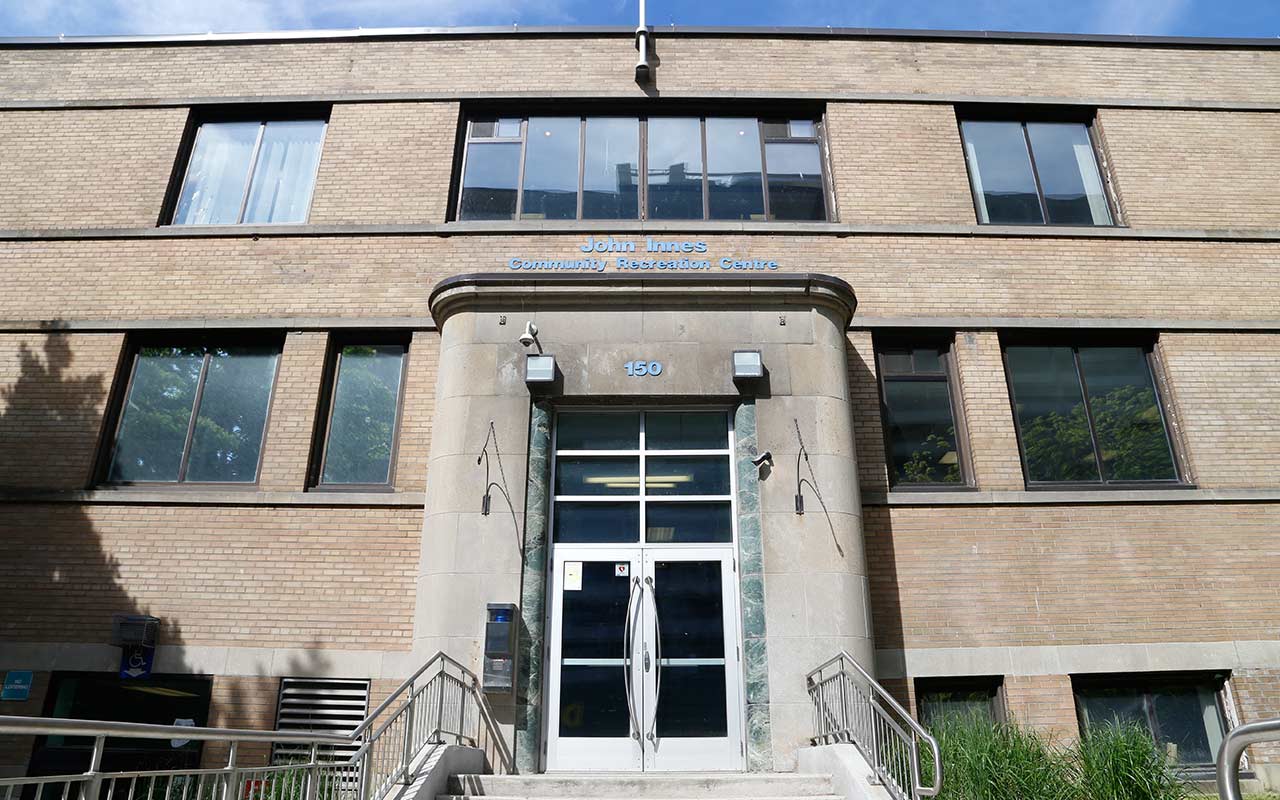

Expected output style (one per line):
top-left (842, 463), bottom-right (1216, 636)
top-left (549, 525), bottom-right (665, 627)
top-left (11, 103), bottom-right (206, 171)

top-left (440, 772), bottom-right (841, 800)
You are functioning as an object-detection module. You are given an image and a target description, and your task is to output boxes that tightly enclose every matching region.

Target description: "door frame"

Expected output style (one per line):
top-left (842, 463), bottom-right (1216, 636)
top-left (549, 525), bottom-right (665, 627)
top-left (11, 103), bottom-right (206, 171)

top-left (541, 407), bottom-right (747, 773)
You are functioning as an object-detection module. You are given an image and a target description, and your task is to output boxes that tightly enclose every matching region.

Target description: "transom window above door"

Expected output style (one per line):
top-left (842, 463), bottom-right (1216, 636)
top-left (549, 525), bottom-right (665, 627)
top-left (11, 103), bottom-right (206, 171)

top-left (552, 411), bottom-right (735, 545)
top-left (456, 114), bottom-right (829, 222)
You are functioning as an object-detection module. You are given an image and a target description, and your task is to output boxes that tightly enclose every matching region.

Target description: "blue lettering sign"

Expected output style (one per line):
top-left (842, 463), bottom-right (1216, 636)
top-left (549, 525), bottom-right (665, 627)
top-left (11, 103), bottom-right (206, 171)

top-left (2, 670), bottom-right (33, 701)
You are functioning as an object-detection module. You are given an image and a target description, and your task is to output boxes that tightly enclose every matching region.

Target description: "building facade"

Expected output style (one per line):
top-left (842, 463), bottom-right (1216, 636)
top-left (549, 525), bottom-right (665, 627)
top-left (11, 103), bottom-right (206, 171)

top-left (1, 23), bottom-right (1279, 784)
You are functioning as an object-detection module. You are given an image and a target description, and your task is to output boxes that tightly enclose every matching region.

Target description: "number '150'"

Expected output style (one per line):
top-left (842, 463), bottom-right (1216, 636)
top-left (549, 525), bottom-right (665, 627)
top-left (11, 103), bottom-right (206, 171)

top-left (624, 360), bottom-right (663, 377)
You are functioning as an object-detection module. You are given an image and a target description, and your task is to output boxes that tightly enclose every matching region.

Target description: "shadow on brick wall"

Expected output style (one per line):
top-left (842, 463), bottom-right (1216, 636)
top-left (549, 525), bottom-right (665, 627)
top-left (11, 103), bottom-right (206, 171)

top-left (0, 329), bottom-right (196, 774)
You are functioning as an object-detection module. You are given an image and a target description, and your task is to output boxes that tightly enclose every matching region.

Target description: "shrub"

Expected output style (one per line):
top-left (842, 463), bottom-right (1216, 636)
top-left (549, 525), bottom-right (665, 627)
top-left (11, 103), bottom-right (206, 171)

top-left (928, 713), bottom-right (1077, 800)
top-left (1076, 722), bottom-right (1189, 800)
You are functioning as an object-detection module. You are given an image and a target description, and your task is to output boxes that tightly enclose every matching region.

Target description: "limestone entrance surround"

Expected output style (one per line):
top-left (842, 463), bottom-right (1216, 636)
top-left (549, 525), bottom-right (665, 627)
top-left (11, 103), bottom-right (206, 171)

top-left (419, 273), bottom-right (870, 772)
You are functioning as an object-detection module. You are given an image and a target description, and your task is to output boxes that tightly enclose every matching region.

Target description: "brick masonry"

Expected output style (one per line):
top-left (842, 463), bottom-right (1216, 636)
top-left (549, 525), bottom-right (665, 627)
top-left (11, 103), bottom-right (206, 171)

top-left (0, 30), bottom-right (1277, 773)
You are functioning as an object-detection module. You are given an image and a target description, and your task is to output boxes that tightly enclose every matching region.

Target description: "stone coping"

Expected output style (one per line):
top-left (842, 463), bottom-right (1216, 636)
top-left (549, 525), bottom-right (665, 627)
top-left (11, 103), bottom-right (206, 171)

top-left (427, 272), bottom-right (859, 326)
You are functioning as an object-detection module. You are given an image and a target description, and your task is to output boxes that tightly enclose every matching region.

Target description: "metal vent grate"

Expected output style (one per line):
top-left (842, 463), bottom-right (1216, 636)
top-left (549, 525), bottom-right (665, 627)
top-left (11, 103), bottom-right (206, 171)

top-left (272, 677), bottom-right (370, 764)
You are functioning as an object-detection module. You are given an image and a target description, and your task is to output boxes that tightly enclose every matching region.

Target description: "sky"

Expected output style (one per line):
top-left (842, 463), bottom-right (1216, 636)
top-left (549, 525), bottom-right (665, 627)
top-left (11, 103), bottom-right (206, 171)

top-left (1, 0), bottom-right (1279, 39)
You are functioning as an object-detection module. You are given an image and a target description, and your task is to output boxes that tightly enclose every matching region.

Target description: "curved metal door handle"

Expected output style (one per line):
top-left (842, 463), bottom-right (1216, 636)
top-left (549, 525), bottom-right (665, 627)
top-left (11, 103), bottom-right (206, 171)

top-left (644, 575), bottom-right (662, 744)
top-left (622, 575), bottom-right (642, 740)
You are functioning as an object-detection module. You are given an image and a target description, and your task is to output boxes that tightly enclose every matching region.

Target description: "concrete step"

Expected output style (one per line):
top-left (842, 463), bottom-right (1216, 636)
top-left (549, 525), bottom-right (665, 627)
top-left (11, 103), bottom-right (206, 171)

top-left (438, 795), bottom-right (845, 800)
top-left (445, 773), bottom-right (836, 799)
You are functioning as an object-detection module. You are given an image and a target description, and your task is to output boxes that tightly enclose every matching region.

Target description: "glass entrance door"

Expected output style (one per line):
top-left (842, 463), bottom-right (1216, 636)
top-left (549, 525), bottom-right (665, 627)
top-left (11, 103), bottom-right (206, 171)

top-left (544, 410), bottom-right (745, 772)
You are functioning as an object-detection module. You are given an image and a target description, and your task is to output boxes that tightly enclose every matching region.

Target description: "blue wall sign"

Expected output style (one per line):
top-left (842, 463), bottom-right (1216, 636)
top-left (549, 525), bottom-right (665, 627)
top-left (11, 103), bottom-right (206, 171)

top-left (2, 670), bottom-right (33, 701)
top-left (507, 236), bottom-right (780, 274)
top-left (120, 645), bottom-right (155, 679)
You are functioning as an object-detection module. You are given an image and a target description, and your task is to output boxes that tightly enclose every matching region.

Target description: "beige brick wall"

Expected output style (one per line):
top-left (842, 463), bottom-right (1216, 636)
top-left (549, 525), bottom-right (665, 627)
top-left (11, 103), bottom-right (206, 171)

top-left (950, 331), bottom-right (1024, 491)
top-left (393, 331), bottom-right (439, 493)
top-left (2, 235), bottom-right (1280, 323)
top-left (827, 103), bottom-right (975, 225)
top-left (1159, 333), bottom-right (1280, 490)
top-left (0, 108), bottom-right (187, 230)
top-left (1003, 674), bottom-right (1079, 741)
top-left (1102, 108), bottom-right (1280, 229)
top-left (0, 504), bottom-right (418, 648)
top-left (4, 37), bottom-right (1279, 106)
top-left (0, 332), bottom-right (123, 490)
top-left (259, 332), bottom-right (329, 492)
top-left (203, 676), bottom-right (281, 767)
top-left (1233, 670), bottom-right (1280, 764)
top-left (865, 502), bottom-right (1280, 650)
top-left (309, 102), bottom-right (460, 225)
top-left (846, 331), bottom-right (890, 494)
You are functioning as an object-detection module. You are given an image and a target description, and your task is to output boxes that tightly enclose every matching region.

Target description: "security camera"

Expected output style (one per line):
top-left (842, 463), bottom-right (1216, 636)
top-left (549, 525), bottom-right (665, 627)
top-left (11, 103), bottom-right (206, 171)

top-left (751, 451), bottom-right (773, 467)
top-left (518, 321), bottom-right (538, 348)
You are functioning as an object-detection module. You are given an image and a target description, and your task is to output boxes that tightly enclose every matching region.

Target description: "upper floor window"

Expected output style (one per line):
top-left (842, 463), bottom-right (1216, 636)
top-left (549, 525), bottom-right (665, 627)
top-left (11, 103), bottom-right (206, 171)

top-left (1004, 341), bottom-right (1180, 486)
top-left (877, 341), bottom-right (967, 487)
top-left (172, 116), bottom-right (327, 225)
top-left (312, 339), bottom-right (408, 488)
top-left (105, 338), bottom-right (282, 484)
top-left (457, 114), bottom-right (828, 222)
top-left (1074, 673), bottom-right (1228, 768)
top-left (960, 117), bottom-right (1113, 226)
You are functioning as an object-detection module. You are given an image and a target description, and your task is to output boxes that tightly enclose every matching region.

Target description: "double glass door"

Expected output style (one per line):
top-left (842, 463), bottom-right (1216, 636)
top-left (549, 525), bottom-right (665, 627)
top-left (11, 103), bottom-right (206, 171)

top-left (544, 410), bottom-right (745, 772)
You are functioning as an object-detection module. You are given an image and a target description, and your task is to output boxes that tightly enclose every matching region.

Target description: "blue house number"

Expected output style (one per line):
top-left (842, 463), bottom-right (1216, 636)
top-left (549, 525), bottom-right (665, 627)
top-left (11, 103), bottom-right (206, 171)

top-left (624, 360), bottom-right (663, 377)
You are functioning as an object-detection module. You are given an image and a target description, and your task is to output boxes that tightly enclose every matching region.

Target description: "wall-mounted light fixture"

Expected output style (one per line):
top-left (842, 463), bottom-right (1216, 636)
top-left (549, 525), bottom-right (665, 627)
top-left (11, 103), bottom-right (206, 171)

top-left (732, 350), bottom-right (765, 380)
top-left (525, 353), bottom-right (557, 385)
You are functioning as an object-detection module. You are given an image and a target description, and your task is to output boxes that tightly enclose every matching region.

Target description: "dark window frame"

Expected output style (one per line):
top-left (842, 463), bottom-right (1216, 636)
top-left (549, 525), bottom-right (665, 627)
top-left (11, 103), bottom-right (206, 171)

top-left (452, 105), bottom-right (833, 223)
top-left (1001, 335), bottom-right (1188, 490)
top-left (956, 107), bottom-right (1119, 228)
top-left (874, 335), bottom-right (974, 491)
top-left (307, 332), bottom-right (412, 493)
top-left (916, 676), bottom-right (1006, 726)
top-left (161, 104), bottom-right (332, 227)
top-left (1072, 671), bottom-right (1232, 771)
top-left (96, 332), bottom-right (286, 489)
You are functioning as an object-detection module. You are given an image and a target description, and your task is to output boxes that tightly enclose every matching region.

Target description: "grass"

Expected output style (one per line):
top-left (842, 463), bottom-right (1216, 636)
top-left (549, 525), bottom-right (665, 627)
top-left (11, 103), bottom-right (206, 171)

top-left (924, 714), bottom-right (1192, 800)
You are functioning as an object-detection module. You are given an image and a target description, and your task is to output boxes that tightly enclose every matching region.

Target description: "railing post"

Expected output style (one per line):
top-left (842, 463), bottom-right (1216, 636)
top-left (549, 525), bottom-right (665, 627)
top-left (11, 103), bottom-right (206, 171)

top-left (80, 735), bottom-right (105, 800)
top-left (358, 747), bottom-right (374, 800)
top-left (400, 680), bottom-right (416, 780)
top-left (434, 672), bottom-right (446, 744)
top-left (305, 743), bottom-right (321, 800)
top-left (223, 742), bottom-right (240, 800)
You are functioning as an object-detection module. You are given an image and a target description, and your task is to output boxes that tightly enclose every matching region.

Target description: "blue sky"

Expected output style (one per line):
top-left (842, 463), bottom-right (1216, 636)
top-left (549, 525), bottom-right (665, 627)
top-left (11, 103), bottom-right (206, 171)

top-left (1, 0), bottom-right (1278, 39)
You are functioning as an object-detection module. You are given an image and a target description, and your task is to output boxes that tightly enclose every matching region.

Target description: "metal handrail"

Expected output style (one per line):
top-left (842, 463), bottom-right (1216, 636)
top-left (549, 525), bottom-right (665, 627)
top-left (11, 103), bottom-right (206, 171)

top-left (0, 650), bottom-right (512, 800)
top-left (806, 650), bottom-right (942, 800)
top-left (1217, 717), bottom-right (1280, 800)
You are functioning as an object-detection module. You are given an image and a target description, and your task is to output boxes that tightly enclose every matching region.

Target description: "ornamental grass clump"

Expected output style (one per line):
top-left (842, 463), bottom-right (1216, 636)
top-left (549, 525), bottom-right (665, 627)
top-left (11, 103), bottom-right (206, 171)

top-left (929, 713), bottom-right (1077, 800)
top-left (1076, 722), bottom-right (1189, 800)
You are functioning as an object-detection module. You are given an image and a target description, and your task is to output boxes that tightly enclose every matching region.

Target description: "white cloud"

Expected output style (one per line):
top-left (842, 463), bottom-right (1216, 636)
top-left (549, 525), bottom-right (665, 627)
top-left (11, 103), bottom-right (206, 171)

top-left (0, 0), bottom-right (573, 36)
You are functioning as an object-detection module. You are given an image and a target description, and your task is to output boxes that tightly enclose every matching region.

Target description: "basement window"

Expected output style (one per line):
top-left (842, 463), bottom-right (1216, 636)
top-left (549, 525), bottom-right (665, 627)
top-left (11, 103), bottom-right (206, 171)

top-left (917, 676), bottom-right (1004, 726)
top-left (1073, 673), bottom-right (1229, 769)
top-left (170, 111), bottom-right (328, 225)
top-left (456, 112), bottom-right (830, 222)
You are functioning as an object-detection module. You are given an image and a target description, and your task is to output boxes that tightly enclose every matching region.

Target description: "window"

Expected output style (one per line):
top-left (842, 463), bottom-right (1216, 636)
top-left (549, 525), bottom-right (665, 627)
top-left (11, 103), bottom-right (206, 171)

top-left (172, 115), bottom-right (327, 225)
top-left (960, 117), bottom-right (1113, 226)
top-left (1074, 674), bottom-right (1229, 768)
top-left (917, 677), bottom-right (1004, 726)
top-left (1004, 342), bottom-right (1180, 486)
top-left (30, 673), bottom-right (211, 775)
top-left (106, 339), bottom-right (282, 484)
top-left (553, 410), bottom-right (733, 544)
top-left (877, 342), bottom-right (966, 487)
top-left (457, 114), bottom-right (828, 222)
top-left (314, 340), bottom-right (408, 487)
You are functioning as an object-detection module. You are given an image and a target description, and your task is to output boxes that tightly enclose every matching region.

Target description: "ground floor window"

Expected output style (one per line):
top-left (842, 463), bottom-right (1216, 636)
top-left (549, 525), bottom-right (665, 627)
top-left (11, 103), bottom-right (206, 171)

top-left (1073, 673), bottom-right (1228, 767)
top-left (916, 676), bottom-right (1004, 725)
top-left (29, 673), bottom-right (212, 776)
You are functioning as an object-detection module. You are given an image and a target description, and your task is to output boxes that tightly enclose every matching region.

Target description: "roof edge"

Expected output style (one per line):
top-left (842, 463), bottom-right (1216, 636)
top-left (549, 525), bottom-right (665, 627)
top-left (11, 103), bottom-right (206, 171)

top-left (2, 24), bottom-right (1279, 49)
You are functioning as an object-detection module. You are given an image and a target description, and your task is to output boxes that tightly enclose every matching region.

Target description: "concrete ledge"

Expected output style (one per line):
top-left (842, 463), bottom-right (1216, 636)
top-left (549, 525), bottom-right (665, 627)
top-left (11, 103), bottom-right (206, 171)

top-left (875, 639), bottom-right (1280, 679)
top-left (862, 487), bottom-right (1280, 506)
top-left (0, 488), bottom-right (426, 507)
top-left (0, 642), bottom-right (413, 677)
top-left (2, 220), bottom-right (1280, 242)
